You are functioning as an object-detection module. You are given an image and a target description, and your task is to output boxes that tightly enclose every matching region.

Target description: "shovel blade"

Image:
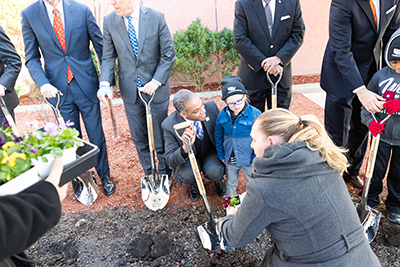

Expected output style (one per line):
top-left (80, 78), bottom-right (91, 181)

top-left (72, 171), bottom-right (98, 206)
top-left (355, 203), bottom-right (381, 243)
top-left (141, 174), bottom-right (170, 211)
top-left (197, 221), bottom-right (234, 252)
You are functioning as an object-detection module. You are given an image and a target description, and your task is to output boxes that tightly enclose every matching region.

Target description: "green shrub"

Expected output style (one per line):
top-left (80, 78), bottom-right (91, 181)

top-left (171, 19), bottom-right (240, 91)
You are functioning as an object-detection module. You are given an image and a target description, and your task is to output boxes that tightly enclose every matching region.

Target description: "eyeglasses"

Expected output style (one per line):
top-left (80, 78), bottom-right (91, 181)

top-left (227, 96), bottom-right (244, 108)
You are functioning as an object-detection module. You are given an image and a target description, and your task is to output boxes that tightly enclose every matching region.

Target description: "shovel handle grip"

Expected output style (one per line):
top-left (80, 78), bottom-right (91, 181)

top-left (147, 114), bottom-right (155, 151)
top-left (189, 153), bottom-right (206, 195)
top-left (174, 121), bottom-right (192, 130)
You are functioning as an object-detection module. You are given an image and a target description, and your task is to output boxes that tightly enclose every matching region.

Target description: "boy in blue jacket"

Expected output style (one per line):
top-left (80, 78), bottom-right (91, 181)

top-left (215, 76), bottom-right (261, 197)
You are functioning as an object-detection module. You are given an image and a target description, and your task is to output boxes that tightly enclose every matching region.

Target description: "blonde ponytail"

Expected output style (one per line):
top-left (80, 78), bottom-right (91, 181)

top-left (256, 109), bottom-right (349, 174)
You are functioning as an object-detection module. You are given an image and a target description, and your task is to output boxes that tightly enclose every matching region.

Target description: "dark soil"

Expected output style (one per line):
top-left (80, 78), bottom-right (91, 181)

top-left (14, 75), bottom-right (400, 266)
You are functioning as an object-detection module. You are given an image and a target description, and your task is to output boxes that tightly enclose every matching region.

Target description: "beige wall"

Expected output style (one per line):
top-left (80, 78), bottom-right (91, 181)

top-left (82, 0), bottom-right (331, 76)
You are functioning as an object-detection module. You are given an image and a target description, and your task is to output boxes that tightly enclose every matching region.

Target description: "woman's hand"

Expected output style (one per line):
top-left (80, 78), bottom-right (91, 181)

top-left (45, 158), bottom-right (67, 202)
top-left (226, 205), bottom-right (240, 216)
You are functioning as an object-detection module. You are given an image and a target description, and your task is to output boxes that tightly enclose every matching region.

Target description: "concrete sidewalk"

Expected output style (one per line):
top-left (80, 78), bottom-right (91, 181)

top-left (14, 83), bottom-right (326, 113)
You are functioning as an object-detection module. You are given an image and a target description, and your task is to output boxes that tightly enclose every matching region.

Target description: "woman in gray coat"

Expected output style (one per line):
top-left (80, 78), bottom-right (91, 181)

top-left (220, 108), bottom-right (380, 266)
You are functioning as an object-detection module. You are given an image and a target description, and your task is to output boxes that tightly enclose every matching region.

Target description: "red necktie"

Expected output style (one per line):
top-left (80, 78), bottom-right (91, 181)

top-left (53, 8), bottom-right (73, 83)
top-left (369, 0), bottom-right (377, 29)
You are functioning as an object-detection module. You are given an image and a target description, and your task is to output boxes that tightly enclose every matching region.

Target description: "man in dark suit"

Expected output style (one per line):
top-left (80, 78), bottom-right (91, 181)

top-left (0, 26), bottom-right (21, 122)
top-left (162, 90), bottom-right (226, 201)
top-left (21, 0), bottom-right (116, 195)
top-left (320, 0), bottom-right (400, 188)
top-left (234, 0), bottom-right (305, 111)
top-left (98, 0), bottom-right (175, 178)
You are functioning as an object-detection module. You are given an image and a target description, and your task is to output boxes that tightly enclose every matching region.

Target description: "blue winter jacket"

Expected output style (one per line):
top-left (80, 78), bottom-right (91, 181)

top-left (215, 104), bottom-right (261, 166)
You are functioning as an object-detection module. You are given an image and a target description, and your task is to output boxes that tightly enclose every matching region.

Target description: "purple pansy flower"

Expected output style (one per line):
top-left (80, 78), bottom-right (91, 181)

top-left (1, 118), bottom-right (9, 128)
top-left (60, 120), bottom-right (75, 130)
top-left (14, 136), bottom-right (23, 143)
top-left (44, 122), bottom-right (59, 136)
top-left (29, 148), bottom-right (39, 153)
top-left (0, 137), bottom-right (4, 147)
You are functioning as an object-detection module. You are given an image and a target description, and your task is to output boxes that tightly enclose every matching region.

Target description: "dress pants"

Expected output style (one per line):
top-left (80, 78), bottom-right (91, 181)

top-left (368, 142), bottom-right (400, 213)
top-left (57, 78), bottom-right (110, 180)
top-left (324, 93), bottom-right (368, 176)
top-left (173, 152), bottom-right (225, 186)
top-left (123, 93), bottom-right (169, 176)
top-left (247, 77), bottom-right (292, 112)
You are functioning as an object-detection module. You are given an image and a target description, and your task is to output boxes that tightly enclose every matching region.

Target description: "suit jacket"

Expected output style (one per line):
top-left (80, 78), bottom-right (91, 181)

top-left (100, 5), bottom-right (176, 104)
top-left (320, 0), bottom-right (400, 98)
top-left (21, 0), bottom-right (103, 105)
top-left (161, 101), bottom-right (219, 170)
top-left (0, 26), bottom-right (20, 112)
top-left (0, 181), bottom-right (61, 261)
top-left (234, 0), bottom-right (305, 89)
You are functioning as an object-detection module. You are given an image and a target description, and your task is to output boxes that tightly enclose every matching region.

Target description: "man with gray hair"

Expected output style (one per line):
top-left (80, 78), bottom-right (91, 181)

top-left (161, 90), bottom-right (226, 201)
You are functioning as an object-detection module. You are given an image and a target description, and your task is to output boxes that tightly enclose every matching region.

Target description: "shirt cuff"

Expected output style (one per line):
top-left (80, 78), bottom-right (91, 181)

top-left (353, 85), bottom-right (366, 94)
top-left (100, 81), bottom-right (110, 88)
top-left (151, 79), bottom-right (161, 87)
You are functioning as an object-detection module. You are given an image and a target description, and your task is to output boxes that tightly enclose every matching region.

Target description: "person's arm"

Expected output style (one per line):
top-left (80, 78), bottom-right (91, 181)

top-left (274, 0), bottom-right (305, 68)
top-left (142, 13), bottom-right (176, 95)
top-left (220, 180), bottom-right (271, 248)
top-left (214, 114), bottom-right (225, 161)
top-left (0, 26), bottom-right (21, 96)
top-left (0, 158), bottom-right (65, 261)
top-left (86, 7), bottom-right (103, 61)
top-left (233, 1), bottom-right (266, 74)
top-left (162, 120), bottom-right (189, 169)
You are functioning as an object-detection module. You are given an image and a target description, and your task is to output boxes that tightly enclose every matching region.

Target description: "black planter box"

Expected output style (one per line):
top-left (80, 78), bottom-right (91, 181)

top-left (59, 139), bottom-right (99, 186)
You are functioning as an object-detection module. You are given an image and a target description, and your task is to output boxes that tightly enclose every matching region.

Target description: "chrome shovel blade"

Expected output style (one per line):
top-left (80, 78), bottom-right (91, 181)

top-left (356, 203), bottom-right (381, 243)
top-left (197, 220), bottom-right (234, 251)
top-left (72, 171), bottom-right (99, 206)
top-left (141, 174), bottom-right (170, 211)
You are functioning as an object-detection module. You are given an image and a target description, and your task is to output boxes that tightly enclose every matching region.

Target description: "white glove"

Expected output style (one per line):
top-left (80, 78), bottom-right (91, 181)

top-left (97, 85), bottom-right (112, 105)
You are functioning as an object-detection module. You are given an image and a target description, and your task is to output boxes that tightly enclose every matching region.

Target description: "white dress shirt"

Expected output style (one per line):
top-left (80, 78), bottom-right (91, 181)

top-left (44, 0), bottom-right (65, 27)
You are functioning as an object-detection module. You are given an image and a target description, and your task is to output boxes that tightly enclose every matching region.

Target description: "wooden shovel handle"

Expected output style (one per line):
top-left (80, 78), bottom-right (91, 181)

top-left (189, 153), bottom-right (206, 195)
top-left (107, 98), bottom-right (119, 139)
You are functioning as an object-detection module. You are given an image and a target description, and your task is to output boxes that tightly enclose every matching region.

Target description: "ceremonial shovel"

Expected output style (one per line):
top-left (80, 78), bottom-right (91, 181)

top-left (266, 71), bottom-right (282, 109)
top-left (139, 89), bottom-right (170, 211)
top-left (46, 92), bottom-right (99, 205)
top-left (356, 91), bottom-right (395, 243)
top-left (173, 121), bottom-right (233, 251)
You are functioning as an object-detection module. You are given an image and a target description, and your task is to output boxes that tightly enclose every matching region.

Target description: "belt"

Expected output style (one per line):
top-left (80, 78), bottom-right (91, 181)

top-left (274, 227), bottom-right (366, 264)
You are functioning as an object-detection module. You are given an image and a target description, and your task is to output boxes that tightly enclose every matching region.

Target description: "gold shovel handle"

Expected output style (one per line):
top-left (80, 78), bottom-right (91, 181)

top-left (189, 153), bottom-right (206, 195)
top-left (107, 98), bottom-right (119, 139)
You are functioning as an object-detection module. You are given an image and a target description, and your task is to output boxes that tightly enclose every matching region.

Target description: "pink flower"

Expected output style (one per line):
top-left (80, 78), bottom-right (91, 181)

top-left (60, 120), bottom-right (74, 130)
top-left (25, 120), bottom-right (39, 129)
top-left (44, 122), bottom-right (59, 136)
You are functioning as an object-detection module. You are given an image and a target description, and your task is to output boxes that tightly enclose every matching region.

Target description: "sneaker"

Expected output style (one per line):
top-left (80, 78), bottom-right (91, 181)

top-left (214, 179), bottom-right (226, 197)
top-left (388, 211), bottom-right (400, 224)
top-left (189, 183), bottom-right (200, 201)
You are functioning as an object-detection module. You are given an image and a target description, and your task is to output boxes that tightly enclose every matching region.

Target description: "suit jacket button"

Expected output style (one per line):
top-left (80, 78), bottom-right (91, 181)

top-left (270, 45), bottom-right (274, 49)
top-left (65, 74), bottom-right (67, 77)
top-left (65, 56), bottom-right (68, 59)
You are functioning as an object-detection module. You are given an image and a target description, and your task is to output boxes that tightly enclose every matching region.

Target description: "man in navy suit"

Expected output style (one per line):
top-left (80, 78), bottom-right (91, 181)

top-left (234, 0), bottom-right (305, 111)
top-left (320, 0), bottom-right (400, 188)
top-left (21, 0), bottom-right (116, 195)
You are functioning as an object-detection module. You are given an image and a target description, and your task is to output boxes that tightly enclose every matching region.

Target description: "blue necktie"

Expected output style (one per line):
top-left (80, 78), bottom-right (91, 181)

top-left (264, 0), bottom-right (273, 36)
top-left (194, 121), bottom-right (204, 140)
top-left (127, 16), bottom-right (142, 88)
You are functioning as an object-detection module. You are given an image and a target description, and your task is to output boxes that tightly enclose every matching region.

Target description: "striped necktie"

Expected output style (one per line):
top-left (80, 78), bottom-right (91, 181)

top-left (369, 0), bottom-right (377, 29)
top-left (264, 0), bottom-right (273, 36)
top-left (53, 8), bottom-right (73, 83)
top-left (127, 16), bottom-right (142, 88)
top-left (194, 121), bottom-right (204, 140)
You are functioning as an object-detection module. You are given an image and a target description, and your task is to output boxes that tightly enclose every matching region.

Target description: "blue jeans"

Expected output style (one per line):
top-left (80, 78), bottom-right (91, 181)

top-left (225, 162), bottom-right (253, 197)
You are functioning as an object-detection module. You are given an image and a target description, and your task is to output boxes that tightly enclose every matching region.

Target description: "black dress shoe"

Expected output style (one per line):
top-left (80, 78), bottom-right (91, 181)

top-left (189, 183), bottom-right (199, 201)
top-left (102, 176), bottom-right (116, 196)
top-left (214, 179), bottom-right (226, 197)
top-left (343, 173), bottom-right (364, 189)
